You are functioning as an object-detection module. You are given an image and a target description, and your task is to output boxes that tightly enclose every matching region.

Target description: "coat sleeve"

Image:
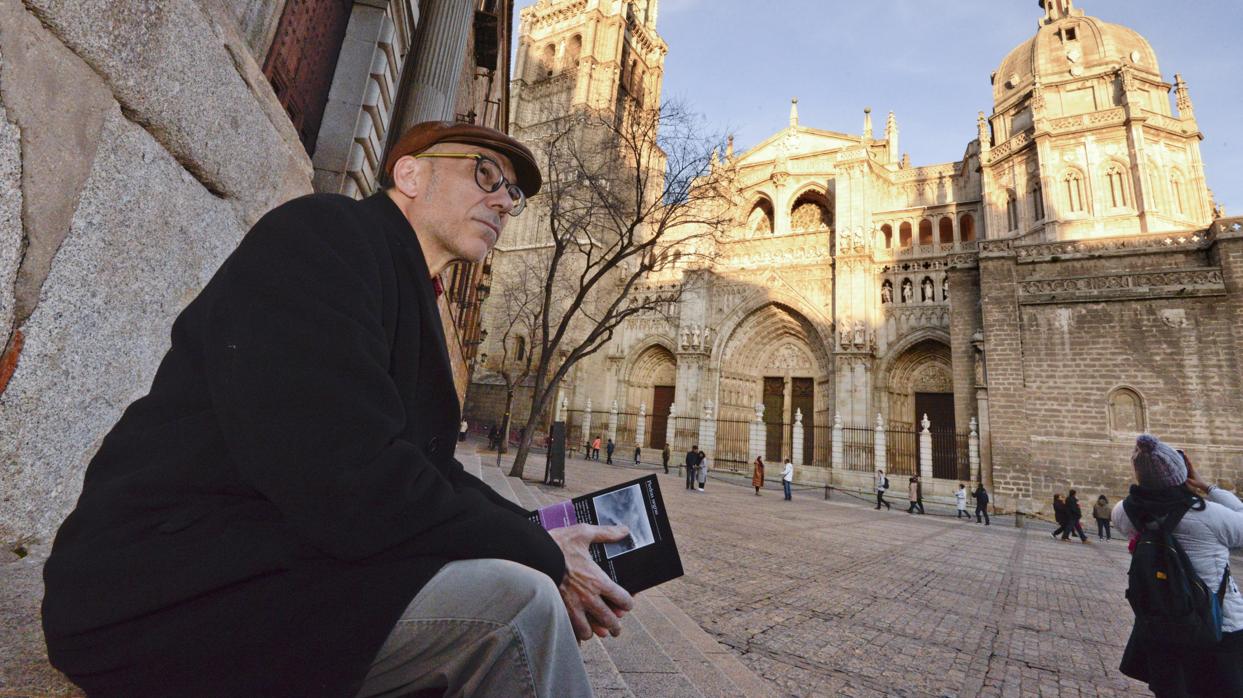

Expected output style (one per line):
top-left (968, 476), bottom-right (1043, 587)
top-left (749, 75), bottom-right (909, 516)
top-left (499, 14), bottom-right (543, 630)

top-left (1207, 489), bottom-right (1243, 549)
top-left (203, 198), bottom-right (563, 580)
top-left (1111, 500), bottom-right (1134, 537)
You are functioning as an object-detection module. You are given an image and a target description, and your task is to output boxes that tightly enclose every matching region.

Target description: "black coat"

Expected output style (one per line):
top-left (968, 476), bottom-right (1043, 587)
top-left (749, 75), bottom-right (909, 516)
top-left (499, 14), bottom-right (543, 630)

top-left (41, 193), bottom-right (566, 697)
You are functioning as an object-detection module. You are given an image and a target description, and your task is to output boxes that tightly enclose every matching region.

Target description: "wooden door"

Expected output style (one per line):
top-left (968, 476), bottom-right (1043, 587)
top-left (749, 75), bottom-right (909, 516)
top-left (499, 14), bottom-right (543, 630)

top-left (650, 385), bottom-right (675, 449)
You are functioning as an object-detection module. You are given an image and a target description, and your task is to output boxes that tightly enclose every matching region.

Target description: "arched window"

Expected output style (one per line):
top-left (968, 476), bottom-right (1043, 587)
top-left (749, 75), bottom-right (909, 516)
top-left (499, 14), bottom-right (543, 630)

top-left (938, 216), bottom-right (953, 244)
top-left (899, 221), bottom-right (912, 247)
top-left (747, 198), bottom-right (774, 235)
top-left (881, 224), bottom-right (894, 249)
top-left (960, 213), bottom-right (976, 242)
top-left (1031, 181), bottom-right (1045, 221)
top-left (790, 193), bottom-right (832, 231)
top-left (918, 219), bottom-right (933, 245)
top-left (1146, 161), bottom-right (1164, 211)
top-left (1170, 169), bottom-right (1186, 215)
top-left (1005, 190), bottom-right (1019, 231)
top-left (1108, 387), bottom-right (1146, 435)
top-left (565, 34), bottom-right (582, 68)
top-left (542, 43), bottom-right (556, 76)
top-left (1105, 162), bottom-right (1130, 208)
top-left (1063, 170), bottom-right (1086, 213)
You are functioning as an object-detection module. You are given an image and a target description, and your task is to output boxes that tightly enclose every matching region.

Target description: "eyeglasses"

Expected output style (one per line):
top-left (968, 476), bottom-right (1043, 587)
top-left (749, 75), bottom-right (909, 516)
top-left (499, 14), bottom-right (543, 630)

top-left (412, 152), bottom-right (526, 216)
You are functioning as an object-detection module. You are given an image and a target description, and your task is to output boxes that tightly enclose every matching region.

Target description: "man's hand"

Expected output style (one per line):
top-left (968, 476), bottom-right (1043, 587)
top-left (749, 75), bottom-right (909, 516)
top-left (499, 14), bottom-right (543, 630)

top-left (547, 524), bottom-right (635, 641)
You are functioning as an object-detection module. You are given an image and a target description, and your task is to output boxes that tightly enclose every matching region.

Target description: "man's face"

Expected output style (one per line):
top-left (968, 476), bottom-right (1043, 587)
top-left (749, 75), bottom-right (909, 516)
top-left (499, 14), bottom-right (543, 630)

top-left (411, 143), bottom-right (519, 264)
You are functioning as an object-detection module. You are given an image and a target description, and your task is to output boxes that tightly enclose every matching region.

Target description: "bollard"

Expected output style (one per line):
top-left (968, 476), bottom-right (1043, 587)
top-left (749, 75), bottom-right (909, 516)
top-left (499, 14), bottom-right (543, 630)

top-left (1014, 509), bottom-right (1024, 528)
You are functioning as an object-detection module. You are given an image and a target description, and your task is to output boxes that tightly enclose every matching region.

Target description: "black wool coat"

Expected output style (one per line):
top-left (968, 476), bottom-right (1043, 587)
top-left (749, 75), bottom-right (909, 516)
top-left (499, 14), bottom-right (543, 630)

top-left (42, 193), bottom-right (566, 697)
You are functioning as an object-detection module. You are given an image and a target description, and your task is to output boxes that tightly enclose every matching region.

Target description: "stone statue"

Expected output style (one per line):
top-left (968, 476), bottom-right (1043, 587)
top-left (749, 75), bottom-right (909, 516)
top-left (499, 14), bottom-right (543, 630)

top-left (921, 277), bottom-right (934, 302)
top-left (839, 318), bottom-right (852, 347)
top-left (942, 276), bottom-right (949, 302)
top-left (901, 279), bottom-right (913, 303)
top-left (880, 282), bottom-right (893, 304)
top-left (690, 324), bottom-right (700, 346)
top-left (853, 319), bottom-right (865, 347)
top-left (974, 351), bottom-right (986, 385)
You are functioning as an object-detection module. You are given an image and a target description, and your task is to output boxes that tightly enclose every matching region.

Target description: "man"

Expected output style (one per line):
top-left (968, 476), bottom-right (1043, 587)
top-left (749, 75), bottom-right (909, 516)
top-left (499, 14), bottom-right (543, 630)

top-left (661, 443), bottom-right (671, 474)
top-left (974, 481), bottom-right (991, 525)
top-left (458, 418), bottom-right (468, 442)
top-left (605, 438), bottom-right (615, 464)
top-left (782, 458), bottom-right (794, 500)
top-left (874, 469), bottom-right (891, 510)
top-left (41, 122), bottom-right (632, 697)
top-left (685, 444), bottom-right (701, 490)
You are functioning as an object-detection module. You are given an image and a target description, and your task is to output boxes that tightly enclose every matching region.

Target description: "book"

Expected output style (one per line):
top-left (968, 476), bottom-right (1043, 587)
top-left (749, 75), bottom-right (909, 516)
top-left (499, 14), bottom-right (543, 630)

top-left (528, 474), bottom-right (683, 594)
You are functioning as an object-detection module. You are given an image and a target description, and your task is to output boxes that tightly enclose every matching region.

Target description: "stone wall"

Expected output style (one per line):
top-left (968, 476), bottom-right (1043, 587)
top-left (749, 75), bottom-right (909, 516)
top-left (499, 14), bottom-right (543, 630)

top-left (0, 0), bottom-right (313, 548)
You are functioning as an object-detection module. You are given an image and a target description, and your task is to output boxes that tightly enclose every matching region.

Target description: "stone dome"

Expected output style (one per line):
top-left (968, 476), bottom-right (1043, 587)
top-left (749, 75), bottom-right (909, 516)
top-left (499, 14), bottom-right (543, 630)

top-left (992, 7), bottom-right (1161, 107)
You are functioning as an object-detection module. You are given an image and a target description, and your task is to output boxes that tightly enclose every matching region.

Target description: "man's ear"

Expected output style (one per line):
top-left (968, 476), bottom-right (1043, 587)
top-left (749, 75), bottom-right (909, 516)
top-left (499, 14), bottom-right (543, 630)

top-left (390, 155), bottom-right (423, 198)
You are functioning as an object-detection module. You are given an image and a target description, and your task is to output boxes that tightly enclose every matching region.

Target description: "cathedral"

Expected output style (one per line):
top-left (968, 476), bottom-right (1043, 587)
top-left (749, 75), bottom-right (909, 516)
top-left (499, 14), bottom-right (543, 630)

top-left (469, 0), bottom-right (1243, 515)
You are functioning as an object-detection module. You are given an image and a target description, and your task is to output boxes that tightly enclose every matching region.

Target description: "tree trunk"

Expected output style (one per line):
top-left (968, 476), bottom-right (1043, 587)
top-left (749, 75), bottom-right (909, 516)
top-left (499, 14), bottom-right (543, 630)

top-left (507, 385), bottom-right (553, 478)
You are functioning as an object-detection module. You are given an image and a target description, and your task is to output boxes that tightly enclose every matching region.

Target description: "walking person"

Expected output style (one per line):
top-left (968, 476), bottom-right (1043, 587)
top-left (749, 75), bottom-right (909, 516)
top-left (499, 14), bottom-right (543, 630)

top-left (782, 458), bottom-right (794, 501)
top-left (661, 443), bottom-right (670, 474)
top-left (1051, 494), bottom-right (1069, 539)
top-left (955, 483), bottom-right (970, 519)
top-left (875, 469), bottom-right (891, 510)
top-left (458, 419), bottom-right (468, 442)
top-left (1114, 434), bottom-right (1243, 697)
top-left (487, 424), bottom-right (499, 450)
top-left (685, 445), bottom-right (700, 490)
top-left (752, 457), bottom-right (765, 496)
top-left (605, 438), bottom-right (615, 464)
top-left (1092, 494), bottom-right (1112, 541)
top-left (1064, 489), bottom-right (1089, 543)
top-left (697, 452), bottom-right (709, 492)
top-left (974, 481), bottom-right (990, 524)
top-left (592, 436), bottom-right (602, 461)
top-left (907, 476), bottom-right (925, 514)
top-left (633, 444), bottom-right (641, 464)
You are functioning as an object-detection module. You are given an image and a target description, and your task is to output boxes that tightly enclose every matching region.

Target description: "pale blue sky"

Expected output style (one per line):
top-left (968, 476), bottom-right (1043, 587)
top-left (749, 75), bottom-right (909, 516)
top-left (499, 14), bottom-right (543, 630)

top-left (515, 0), bottom-right (1243, 212)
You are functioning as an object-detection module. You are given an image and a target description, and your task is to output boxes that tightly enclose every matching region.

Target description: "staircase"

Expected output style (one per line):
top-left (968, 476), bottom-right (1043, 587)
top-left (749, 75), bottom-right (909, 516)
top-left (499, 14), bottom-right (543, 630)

top-left (467, 451), bottom-right (774, 698)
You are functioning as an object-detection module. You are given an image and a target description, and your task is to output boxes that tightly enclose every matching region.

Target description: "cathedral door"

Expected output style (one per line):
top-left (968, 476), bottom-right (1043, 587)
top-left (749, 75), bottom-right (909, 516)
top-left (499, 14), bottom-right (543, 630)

top-left (914, 392), bottom-right (956, 479)
top-left (763, 377), bottom-right (785, 462)
top-left (650, 385), bottom-right (675, 449)
top-left (791, 378), bottom-right (814, 465)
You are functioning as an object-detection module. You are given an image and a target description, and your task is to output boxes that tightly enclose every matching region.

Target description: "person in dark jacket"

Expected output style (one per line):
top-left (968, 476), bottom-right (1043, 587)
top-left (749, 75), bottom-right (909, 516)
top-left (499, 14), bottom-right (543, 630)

top-left (685, 445), bottom-right (701, 490)
top-left (974, 482), bottom-right (990, 524)
top-left (662, 443), bottom-right (671, 474)
top-left (1051, 494), bottom-right (1069, 539)
top-left (41, 122), bottom-right (633, 698)
top-left (1092, 494), bottom-right (1112, 540)
top-left (1063, 489), bottom-right (1089, 543)
top-left (606, 438), bottom-right (615, 464)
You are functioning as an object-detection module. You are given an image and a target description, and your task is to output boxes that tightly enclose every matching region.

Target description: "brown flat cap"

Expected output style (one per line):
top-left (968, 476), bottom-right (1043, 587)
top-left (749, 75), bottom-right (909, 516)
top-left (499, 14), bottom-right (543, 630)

top-left (384, 121), bottom-right (542, 196)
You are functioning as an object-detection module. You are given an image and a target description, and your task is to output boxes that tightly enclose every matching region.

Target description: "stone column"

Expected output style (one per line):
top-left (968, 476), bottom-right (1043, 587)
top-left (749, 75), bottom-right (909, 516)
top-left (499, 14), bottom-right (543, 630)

top-left (831, 413), bottom-right (844, 471)
top-left (608, 400), bottom-right (619, 442)
top-left (394, 0), bottom-right (473, 125)
top-left (635, 402), bottom-right (647, 449)
top-left (665, 402), bottom-right (677, 453)
top-left (697, 401), bottom-right (716, 459)
top-left (919, 413), bottom-right (933, 481)
top-left (873, 413), bottom-right (887, 473)
top-left (792, 409), bottom-right (804, 466)
top-left (969, 416), bottom-right (981, 485)
top-left (749, 404), bottom-right (765, 462)
top-left (555, 390), bottom-right (566, 422)
top-left (581, 398), bottom-right (593, 448)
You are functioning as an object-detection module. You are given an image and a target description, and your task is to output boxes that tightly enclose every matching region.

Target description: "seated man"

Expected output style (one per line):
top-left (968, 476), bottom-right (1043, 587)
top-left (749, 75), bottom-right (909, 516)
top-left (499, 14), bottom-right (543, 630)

top-left (41, 122), bottom-right (632, 697)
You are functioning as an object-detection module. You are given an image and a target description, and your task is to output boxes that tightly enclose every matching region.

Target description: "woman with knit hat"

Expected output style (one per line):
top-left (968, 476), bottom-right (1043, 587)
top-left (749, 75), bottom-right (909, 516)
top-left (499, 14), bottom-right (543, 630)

top-left (1113, 433), bottom-right (1243, 697)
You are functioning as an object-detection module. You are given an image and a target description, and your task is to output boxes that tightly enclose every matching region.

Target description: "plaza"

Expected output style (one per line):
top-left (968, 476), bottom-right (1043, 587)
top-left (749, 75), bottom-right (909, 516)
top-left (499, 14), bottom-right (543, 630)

top-left (487, 445), bottom-right (1152, 697)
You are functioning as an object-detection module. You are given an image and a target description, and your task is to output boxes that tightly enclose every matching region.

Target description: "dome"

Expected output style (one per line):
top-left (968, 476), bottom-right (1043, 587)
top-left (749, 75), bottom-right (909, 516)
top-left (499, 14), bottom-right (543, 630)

top-left (991, 6), bottom-right (1161, 107)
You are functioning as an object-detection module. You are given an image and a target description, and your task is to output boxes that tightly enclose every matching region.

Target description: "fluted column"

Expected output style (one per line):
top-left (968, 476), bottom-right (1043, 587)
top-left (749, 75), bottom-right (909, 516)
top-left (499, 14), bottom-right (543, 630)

top-left (398, 0), bottom-right (473, 125)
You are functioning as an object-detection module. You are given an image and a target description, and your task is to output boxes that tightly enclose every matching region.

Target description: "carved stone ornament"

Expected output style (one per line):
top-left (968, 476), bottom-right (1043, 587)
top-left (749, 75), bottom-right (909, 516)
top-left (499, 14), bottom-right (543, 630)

top-left (1158, 308), bottom-right (1191, 328)
top-left (772, 343), bottom-right (812, 371)
top-left (912, 365), bottom-right (954, 393)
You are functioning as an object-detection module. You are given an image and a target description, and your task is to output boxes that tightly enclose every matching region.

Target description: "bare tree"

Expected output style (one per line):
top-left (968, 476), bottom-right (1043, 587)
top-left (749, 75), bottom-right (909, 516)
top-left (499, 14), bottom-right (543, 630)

top-left (495, 101), bottom-right (735, 478)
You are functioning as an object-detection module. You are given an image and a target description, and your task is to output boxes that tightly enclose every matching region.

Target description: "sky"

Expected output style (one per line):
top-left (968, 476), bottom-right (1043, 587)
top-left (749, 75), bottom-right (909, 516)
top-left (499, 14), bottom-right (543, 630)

top-left (514, 0), bottom-right (1243, 212)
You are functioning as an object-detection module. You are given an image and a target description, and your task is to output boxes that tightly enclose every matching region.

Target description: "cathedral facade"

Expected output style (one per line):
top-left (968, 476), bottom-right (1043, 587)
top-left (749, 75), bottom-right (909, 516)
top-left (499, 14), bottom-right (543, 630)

top-left (470, 0), bottom-right (1243, 514)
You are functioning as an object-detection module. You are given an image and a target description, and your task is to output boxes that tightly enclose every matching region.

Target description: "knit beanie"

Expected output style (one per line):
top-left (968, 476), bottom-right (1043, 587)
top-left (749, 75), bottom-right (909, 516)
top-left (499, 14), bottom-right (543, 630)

top-left (1132, 434), bottom-right (1187, 488)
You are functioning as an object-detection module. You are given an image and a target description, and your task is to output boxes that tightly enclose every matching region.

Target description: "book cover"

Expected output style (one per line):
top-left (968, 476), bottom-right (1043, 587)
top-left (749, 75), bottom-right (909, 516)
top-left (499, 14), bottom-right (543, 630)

top-left (528, 474), bottom-right (683, 594)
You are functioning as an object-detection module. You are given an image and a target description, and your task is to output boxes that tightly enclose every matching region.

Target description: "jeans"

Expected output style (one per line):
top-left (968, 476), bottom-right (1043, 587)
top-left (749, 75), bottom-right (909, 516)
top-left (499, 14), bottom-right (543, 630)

top-left (782, 480), bottom-right (792, 500)
top-left (975, 503), bottom-right (989, 524)
top-left (686, 465), bottom-right (695, 489)
top-left (1063, 519), bottom-right (1087, 541)
top-left (356, 559), bottom-right (588, 698)
top-left (907, 500), bottom-right (924, 514)
top-left (875, 491), bottom-right (889, 509)
top-left (1096, 517), bottom-right (1111, 539)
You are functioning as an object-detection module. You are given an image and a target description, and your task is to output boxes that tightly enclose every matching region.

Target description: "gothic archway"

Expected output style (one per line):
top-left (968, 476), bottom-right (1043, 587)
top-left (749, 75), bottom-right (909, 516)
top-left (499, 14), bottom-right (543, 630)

top-left (623, 341), bottom-right (677, 449)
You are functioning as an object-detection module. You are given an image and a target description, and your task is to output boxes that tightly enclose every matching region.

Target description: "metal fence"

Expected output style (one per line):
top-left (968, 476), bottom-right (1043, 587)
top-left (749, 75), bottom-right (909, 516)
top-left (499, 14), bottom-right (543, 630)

top-left (886, 425), bottom-right (919, 476)
top-left (840, 427), bottom-right (874, 472)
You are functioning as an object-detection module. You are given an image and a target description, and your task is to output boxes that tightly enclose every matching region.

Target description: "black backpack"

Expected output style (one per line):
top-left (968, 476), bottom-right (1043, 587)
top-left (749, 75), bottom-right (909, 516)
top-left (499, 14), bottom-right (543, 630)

top-left (883, 477), bottom-right (890, 490)
top-left (1124, 500), bottom-right (1229, 648)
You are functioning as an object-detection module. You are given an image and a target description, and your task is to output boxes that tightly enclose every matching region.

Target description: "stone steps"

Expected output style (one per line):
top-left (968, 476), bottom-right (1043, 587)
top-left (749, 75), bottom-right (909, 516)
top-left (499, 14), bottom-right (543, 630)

top-left (496, 462), bottom-right (772, 698)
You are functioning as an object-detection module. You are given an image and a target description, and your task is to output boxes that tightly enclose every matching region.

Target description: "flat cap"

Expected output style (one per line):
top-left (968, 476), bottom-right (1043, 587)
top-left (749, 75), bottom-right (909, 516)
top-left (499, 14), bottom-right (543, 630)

top-left (384, 121), bottom-right (542, 196)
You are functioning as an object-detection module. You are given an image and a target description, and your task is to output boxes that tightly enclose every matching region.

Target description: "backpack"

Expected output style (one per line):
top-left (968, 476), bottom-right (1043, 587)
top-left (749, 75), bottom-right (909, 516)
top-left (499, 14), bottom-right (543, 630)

top-left (883, 477), bottom-right (890, 490)
top-left (1124, 501), bottom-right (1229, 648)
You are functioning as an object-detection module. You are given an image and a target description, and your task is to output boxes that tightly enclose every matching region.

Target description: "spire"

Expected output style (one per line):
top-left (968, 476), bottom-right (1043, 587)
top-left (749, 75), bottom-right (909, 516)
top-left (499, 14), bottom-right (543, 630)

top-left (863, 107), bottom-right (873, 139)
top-left (726, 134), bottom-right (734, 159)
top-left (977, 110), bottom-right (991, 150)
top-left (789, 97), bottom-right (799, 127)
top-left (1174, 73), bottom-right (1194, 117)
top-left (1041, 0), bottom-right (1074, 23)
top-left (885, 111), bottom-right (899, 163)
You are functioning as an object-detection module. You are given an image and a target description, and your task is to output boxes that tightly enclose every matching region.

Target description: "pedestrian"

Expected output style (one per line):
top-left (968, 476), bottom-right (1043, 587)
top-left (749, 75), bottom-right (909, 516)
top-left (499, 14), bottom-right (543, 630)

top-left (1114, 434), bottom-right (1243, 696)
top-left (592, 436), bottom-right (602, 461)
top-left (487, 424), bottom-right (499, 450)
top-left (874, 469), bottom-right (891, 510)
top-left (907, 476), bottom-right (925, 514)
top-left (1092, 494), bottom-right (1112, 541)
top-left (1064, 489), bottom-right (1089, 543)
top-left (661, 443), bottom-right (670, 474)
top-left (39, 121), bottom-right (630, 696)
top-left (1051, 493), bottom-right (1069, 539)
top-left (752, 456), bottom-right (765, 495)
top-left (633, 444), bottom-right (641, 464)
top-left (459, 418), bottom-right (468, 442)
top-left (782, 458), bottom-right (794, 501)
top-left (685, 444), bottom-right (700, 490)
top-left (584, 438), bottom-right (592, 460)
top-left (697, 452), bottom-right (709, 492)
top-left (955, 483), bottom-right (970, 519)
top-left (605, 438), bottom-right (615, 464)
top-left (974, 481), bottom-right (990, 524)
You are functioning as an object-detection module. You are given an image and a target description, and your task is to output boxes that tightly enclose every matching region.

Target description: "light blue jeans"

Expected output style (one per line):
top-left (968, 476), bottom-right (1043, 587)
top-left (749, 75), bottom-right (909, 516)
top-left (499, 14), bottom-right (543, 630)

top-left (783, 480), bottom-right (792, 500)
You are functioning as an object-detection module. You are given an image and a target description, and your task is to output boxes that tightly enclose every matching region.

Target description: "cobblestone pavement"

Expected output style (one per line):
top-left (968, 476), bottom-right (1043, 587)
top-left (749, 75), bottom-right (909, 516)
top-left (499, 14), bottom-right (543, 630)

top-left (505, 451), bottom-right (1149, 697)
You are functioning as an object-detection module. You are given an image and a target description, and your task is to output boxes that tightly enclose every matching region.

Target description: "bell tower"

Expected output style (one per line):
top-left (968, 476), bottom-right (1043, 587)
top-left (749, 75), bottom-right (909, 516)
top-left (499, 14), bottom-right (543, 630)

top-left (510, 0), bottom-right (667, 132)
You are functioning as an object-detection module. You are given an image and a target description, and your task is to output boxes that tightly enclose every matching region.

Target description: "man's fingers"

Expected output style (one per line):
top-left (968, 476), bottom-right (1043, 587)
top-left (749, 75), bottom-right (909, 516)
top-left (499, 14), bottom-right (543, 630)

top-left (598, 577), bottom-right (634, 613)
top-left (587, 524), bottom-right (631, 543)
top-left (560, 587), bottom-right (594, 642)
